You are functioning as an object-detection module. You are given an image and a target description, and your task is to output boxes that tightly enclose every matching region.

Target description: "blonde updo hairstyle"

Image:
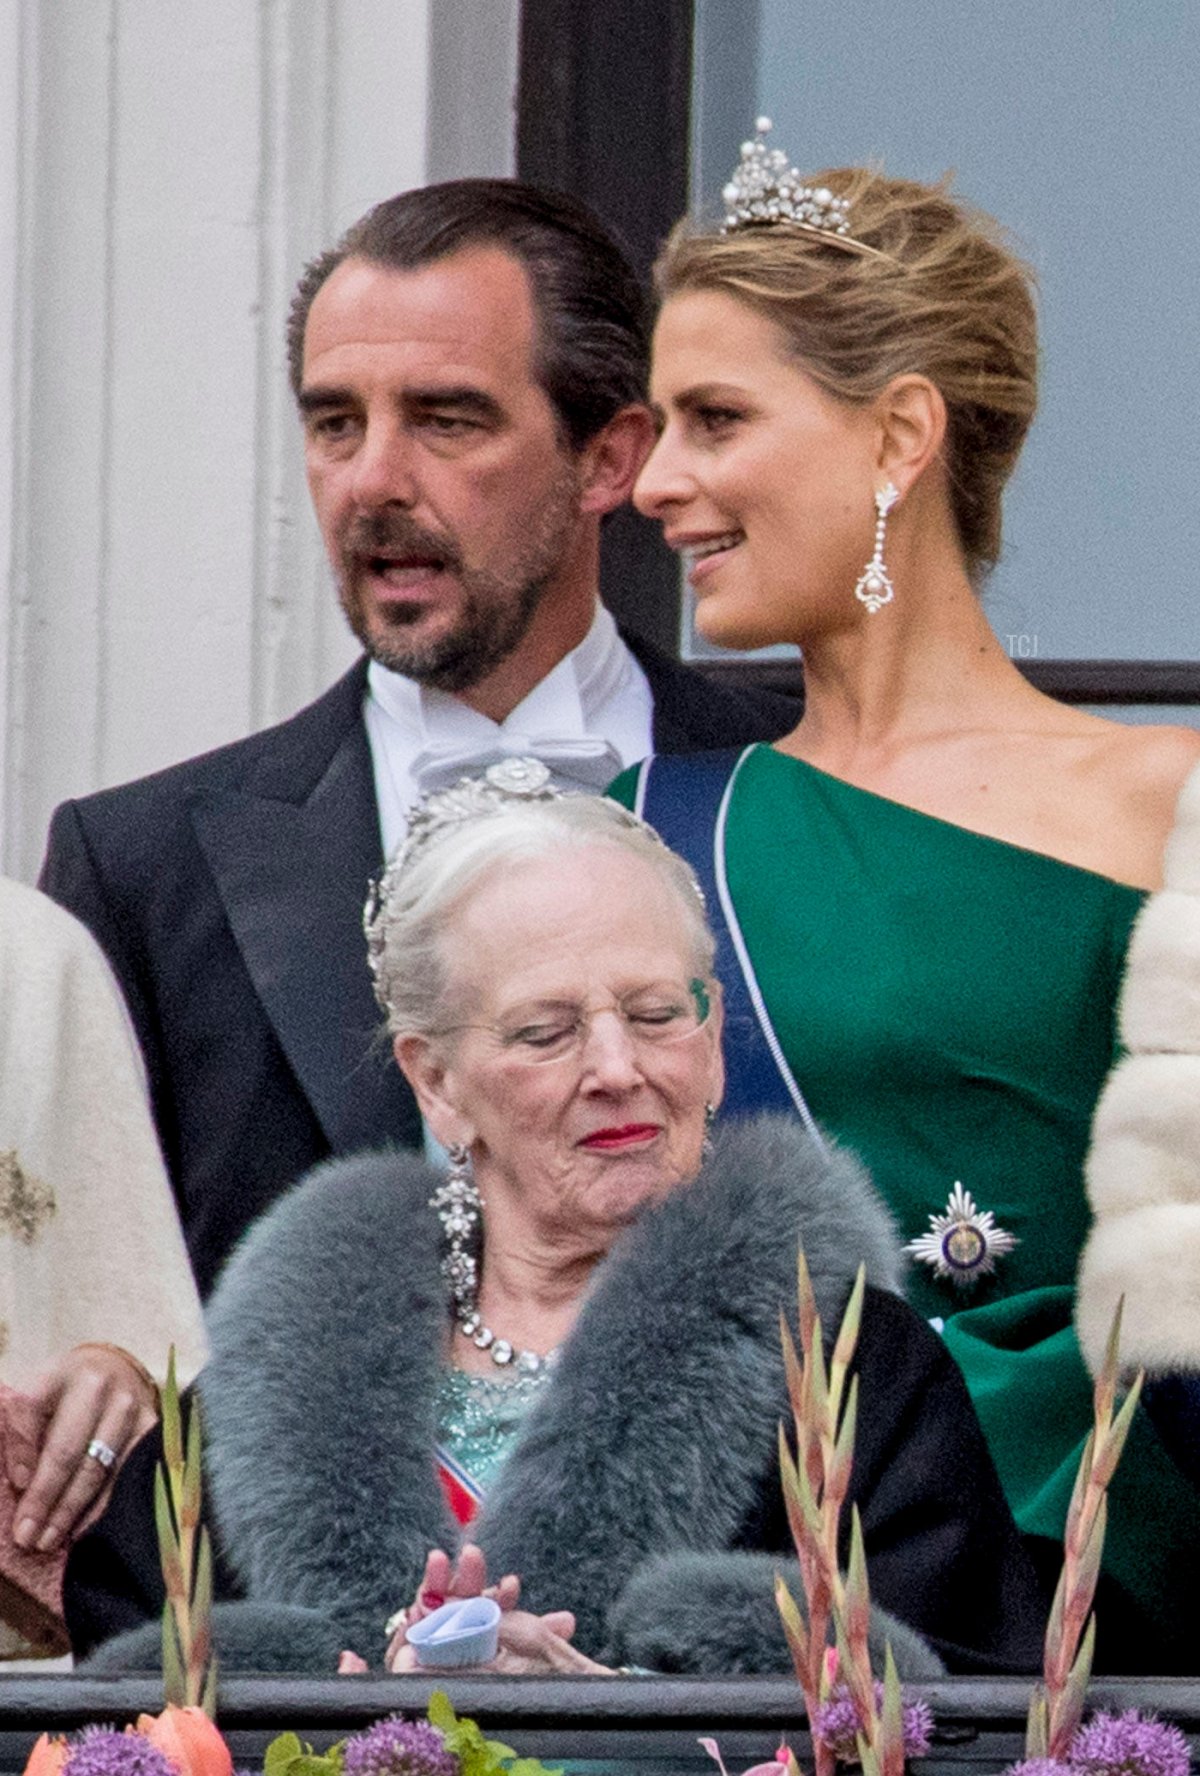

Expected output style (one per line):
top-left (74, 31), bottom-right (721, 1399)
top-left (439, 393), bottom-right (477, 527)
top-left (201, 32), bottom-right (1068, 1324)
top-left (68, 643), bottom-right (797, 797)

top-left (371, 795), bottom-right (716, 1044)
top-left (656, 169), bottom-right (1038, 580)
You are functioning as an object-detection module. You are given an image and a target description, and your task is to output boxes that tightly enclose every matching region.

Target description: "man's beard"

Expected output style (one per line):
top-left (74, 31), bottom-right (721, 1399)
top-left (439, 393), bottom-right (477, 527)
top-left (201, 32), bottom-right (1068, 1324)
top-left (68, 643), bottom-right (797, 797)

top-left (335, 482), bottom-right (579, 694)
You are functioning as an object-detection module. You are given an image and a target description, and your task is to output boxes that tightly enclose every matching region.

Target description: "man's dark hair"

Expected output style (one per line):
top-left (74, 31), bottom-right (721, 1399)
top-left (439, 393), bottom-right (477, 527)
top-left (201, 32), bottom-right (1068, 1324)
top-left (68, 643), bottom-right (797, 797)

top-left (287, 178), bottom-right (648, 450)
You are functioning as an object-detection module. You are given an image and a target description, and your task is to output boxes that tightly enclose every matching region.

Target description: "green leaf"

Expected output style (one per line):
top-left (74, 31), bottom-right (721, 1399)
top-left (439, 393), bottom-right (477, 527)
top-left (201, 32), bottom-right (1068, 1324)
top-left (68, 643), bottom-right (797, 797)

top-left (160, 1602), bottom-right (186, 1709)
top-left (774, 1572), bottom-right (811, 1677)
top-left (880, 1643), bottom-right (902, 1732)
top-left (781, 1311), bottom-right (805, 1420)
top-left (194, 1525), bottom-right (214, 1637)
top-left (1049, 1615), bottom-right (1096, 1761)
top-left (842, 1506), bottom-right (871, 1659)
top-left (829, 1374), bottom-right (859, 1507)
top-left (1042, 1562), bottom-right (1068, 1685)
top-left (427, 1692), bottom-right (455, 1733)
top-left (162, 1349), bottom-right (182, 1466)
top-left (856, 1733), bottom-right (880, 1776)
top-left (264, 1733), bottom-right (305, 1776)
top-left (1075, 1495), bottom-right (1107, 1608)
top-left (154, 1468), bottom-right (184, 1602)
top-left (161, 1349), bottom-right (184, 1524)
top-left (263, 1734), bottom-right (344, 1776)
top-left (808, 1322), bottom-right (830, 1425)
top-left (290, 1756), bottom-right (342, 1776)
top-left (1093, 1372), bottom-right (1144, 1488)
top-left (879, 1645), bottom-right (906, 1776)
top-left (200, 1658), bottom-right (217, 1723)
top-left (183, 1401), bottom-right (203, 1532)
top-left (1025, 1684), bottom-right (1048, 1760)
top-left (190, 1526), bottom-right (215, 1709)
top-left (796, 1247), bottom-right (817, 1352)
top-left (778, 1423), bottom-right (804, 1542)
top-left (434, 1698), bottom-right (502, 1776)
top-left (1094, 1299), bottom-right (1123, 1429)
top-left (828, 1266), bottom-right (865, 1424)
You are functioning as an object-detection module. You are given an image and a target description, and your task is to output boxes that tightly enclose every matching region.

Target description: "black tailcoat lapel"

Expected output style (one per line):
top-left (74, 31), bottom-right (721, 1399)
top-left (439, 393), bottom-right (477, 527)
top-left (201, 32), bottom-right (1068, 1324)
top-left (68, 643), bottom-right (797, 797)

top-left (191, 700), bottom-right (420, 1159)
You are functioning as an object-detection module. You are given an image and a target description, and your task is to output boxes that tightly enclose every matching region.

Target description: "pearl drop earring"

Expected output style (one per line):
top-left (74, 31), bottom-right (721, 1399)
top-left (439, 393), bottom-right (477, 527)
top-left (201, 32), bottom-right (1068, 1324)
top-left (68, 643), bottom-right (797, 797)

top-left (854, 482), bottom-right (900, 614)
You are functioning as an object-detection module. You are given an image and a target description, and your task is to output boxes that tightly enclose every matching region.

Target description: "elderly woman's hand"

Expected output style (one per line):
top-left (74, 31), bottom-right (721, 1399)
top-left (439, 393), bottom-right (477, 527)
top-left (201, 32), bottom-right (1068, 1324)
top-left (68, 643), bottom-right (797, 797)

top-left (379, 1543), bottom-right (612, 1676)
top-left (388, 1602), bottom-right (611, 1675)
top-left (5, 1344), bottom-right (158, 1554)
top-left (379, 1542), bottom-right (517, 1668)
top-left (402, 1543), bottom-right (521, 1629)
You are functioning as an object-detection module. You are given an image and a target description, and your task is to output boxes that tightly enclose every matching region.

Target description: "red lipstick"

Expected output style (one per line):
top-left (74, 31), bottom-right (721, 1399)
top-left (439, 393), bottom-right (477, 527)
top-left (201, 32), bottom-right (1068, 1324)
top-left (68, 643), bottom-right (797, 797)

top-left (580, 1124), bottom-right (660, 1151)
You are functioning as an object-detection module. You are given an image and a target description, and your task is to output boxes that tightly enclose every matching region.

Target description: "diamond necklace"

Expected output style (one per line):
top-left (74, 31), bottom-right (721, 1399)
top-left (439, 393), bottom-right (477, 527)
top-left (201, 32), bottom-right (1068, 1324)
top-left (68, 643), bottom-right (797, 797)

top-left (454, 1304), bottom-right (560, 1377)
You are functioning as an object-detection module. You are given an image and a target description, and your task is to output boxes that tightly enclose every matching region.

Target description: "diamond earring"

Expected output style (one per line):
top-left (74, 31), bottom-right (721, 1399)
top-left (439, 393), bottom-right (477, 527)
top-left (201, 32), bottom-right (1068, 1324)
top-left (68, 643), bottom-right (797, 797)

top-left (854, 482), bottom-right (900, 614)
top-left (429, 1142), bottom-right (483, 1313)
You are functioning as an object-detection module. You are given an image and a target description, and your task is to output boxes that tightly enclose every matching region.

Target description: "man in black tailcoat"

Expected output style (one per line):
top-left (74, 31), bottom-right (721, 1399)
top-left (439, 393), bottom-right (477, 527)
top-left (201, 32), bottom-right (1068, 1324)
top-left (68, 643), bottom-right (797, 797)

top-left (40, 179), bottom-right (796, 1295)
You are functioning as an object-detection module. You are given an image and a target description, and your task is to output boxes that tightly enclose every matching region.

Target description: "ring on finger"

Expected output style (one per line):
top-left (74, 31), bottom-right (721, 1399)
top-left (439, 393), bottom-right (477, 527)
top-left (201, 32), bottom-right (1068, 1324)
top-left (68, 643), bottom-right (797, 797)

top-left (385, 1606), bottom-right (410, 1636)
top-left (85, 1437), bottom-right (118, 1470)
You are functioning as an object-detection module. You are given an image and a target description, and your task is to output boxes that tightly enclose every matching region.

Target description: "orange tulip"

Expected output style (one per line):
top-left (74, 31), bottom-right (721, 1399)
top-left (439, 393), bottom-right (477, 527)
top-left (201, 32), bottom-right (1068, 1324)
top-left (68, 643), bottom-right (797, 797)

top-left (133, 1707), bottom-right (232, 1776)
top-left (22, 1735), bottom-right (68, 1776)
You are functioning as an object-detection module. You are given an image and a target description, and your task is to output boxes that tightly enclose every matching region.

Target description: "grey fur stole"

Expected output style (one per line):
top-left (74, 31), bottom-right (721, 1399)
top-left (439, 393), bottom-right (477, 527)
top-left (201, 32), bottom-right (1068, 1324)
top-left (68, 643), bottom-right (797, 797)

top-left (95, 1115), bottom-right (934, 1675)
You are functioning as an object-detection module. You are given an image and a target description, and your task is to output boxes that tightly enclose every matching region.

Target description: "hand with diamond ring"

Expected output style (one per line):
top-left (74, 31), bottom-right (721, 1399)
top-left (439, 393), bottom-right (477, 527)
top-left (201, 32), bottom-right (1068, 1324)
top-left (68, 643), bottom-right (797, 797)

top-left (4, 1344), bottom-right (158, 1555)
top-left (337, 1542), bottom-right (517, 1674)
top-left (381, 1542), bottom-right (518, 1665)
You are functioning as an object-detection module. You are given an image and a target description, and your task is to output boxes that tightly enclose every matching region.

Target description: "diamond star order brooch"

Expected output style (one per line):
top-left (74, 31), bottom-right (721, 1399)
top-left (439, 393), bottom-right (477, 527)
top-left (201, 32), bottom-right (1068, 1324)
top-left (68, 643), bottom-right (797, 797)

top-left (904, 1182), bottom-right (1018, 1289)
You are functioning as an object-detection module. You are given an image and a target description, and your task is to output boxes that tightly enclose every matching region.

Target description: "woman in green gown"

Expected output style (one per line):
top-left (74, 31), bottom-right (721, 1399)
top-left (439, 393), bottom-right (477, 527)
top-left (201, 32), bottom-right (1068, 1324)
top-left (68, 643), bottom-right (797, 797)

top-left (613, 127), bottom-right (1200, 1670)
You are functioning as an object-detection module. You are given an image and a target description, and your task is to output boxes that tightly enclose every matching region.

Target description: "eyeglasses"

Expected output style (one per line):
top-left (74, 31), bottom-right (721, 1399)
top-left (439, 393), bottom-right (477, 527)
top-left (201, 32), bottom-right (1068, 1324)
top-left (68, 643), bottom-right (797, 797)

top-left (436, 978), bottom-right (714, 1066)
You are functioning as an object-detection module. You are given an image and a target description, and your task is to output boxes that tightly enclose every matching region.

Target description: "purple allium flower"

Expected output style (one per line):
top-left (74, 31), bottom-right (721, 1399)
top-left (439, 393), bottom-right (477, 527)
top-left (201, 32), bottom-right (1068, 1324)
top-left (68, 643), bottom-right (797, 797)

top-left (342, 1716), bottom-right (457, 1776)
top-left (65, 1728), bottom-right (176, 1776)
top-left (1003, 1760), bottom-right (1074, 1776)
top-left (1070, 1710), bottom-right (1191, 1776)
top-left (812, 1691), bottom-right (861, 1760)
top-left (811, 1683), bottom-right (933, 1762)
top-left (901, 1695), bottom-right (934, 1758)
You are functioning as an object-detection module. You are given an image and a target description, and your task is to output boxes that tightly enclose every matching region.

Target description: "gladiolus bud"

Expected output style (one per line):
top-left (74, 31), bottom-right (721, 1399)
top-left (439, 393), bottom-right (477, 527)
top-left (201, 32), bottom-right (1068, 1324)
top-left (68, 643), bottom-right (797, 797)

top-left (22, 1735), bottom-right (68, 1776)
top-left (133, 1708), bottom-right (232, 1776)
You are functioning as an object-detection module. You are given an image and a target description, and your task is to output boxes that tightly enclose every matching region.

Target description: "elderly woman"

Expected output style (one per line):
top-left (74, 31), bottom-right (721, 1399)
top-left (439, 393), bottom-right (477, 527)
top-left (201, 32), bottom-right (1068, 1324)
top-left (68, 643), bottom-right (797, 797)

top-left (615, 124), bottom-right (1200, 1671)
top-left (71, 770), bottom-right (1042, 1675)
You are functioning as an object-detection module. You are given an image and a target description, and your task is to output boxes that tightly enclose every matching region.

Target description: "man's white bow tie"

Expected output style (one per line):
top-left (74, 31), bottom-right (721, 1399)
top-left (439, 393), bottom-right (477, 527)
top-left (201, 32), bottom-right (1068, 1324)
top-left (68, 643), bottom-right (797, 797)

top-left (409, 735), bottom-right (622, 797)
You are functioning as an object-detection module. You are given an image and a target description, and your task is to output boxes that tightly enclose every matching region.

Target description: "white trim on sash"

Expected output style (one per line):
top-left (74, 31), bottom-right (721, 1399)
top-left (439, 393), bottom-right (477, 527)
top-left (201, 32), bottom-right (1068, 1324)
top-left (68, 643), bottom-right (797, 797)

top-left (714, 747), bottom-right (827, 1152)
top-left (631, 756), bottom-right (651, 821)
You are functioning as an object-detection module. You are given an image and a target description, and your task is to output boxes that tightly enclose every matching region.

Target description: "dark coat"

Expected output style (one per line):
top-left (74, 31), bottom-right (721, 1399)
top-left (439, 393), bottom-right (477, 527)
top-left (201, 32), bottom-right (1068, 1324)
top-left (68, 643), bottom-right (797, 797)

top-left (38, 639), bottom-right (798, 1294)
top-left (72, 1118), bottom-right (1044, 1677)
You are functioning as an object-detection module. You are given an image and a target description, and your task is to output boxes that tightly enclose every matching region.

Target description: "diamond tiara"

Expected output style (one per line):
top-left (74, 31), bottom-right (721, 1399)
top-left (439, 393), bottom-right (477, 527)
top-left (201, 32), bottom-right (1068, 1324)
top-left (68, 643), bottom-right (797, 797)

top-left (362, 758), bottom-right (705, 1015)
top-left (721, 117), bottom-right (886, 259)
top-left (364, 758), bottom-right (561, 1007)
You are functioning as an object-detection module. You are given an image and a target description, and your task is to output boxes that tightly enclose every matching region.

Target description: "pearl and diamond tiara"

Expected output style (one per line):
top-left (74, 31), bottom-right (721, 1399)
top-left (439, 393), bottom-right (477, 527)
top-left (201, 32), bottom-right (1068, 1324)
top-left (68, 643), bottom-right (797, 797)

top-left (362, 758), bottom-right (704, 1015)
top-left (720, 116), bottom-right (889, 261)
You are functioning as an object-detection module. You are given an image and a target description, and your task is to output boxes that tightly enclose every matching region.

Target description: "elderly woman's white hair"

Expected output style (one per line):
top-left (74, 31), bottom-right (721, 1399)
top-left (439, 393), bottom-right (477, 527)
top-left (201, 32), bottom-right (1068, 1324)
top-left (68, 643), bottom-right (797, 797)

top-left (366, 790), bottom-right (715, 1041)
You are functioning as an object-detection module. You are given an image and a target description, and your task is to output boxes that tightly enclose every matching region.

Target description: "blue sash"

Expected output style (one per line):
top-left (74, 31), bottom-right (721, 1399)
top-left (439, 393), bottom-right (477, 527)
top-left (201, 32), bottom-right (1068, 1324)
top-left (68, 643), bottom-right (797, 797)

top-left (633, 748), bottom-right (824, 1150)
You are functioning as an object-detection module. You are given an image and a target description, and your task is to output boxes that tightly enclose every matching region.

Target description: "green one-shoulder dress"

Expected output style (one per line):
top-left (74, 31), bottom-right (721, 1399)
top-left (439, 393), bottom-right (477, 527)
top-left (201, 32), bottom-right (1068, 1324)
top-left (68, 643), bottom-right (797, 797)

top-left (612, 743), bottom-right (1199, 1661)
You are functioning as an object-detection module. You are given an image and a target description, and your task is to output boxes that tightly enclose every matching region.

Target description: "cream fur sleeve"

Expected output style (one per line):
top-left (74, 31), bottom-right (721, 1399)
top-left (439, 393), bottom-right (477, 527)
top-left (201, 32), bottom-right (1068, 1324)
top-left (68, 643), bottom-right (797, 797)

top-left (0, 878), bottom-right (207, 1390)
top-left (1078, 761), bottom-right (1200, 1376)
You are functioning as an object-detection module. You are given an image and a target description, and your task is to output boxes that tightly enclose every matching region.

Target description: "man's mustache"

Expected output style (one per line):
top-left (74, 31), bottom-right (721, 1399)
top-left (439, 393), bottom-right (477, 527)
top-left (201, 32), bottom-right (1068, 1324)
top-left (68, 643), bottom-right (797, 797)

top-left (340, 511), bottom-right (463, 573)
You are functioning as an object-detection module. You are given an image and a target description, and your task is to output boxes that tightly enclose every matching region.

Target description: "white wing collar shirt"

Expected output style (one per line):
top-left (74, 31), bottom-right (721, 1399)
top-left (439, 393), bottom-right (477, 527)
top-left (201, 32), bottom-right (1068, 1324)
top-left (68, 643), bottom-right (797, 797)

top-left (364, 605), bottom-right (654, 859)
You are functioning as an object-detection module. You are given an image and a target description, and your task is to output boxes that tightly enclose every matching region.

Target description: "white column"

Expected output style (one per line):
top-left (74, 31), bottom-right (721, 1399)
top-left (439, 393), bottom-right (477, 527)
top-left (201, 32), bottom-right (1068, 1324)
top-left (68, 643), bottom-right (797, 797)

top-left (2, 0), bottom-right (517, 883)
top-left (0, 0), bottom-right (33, 874)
